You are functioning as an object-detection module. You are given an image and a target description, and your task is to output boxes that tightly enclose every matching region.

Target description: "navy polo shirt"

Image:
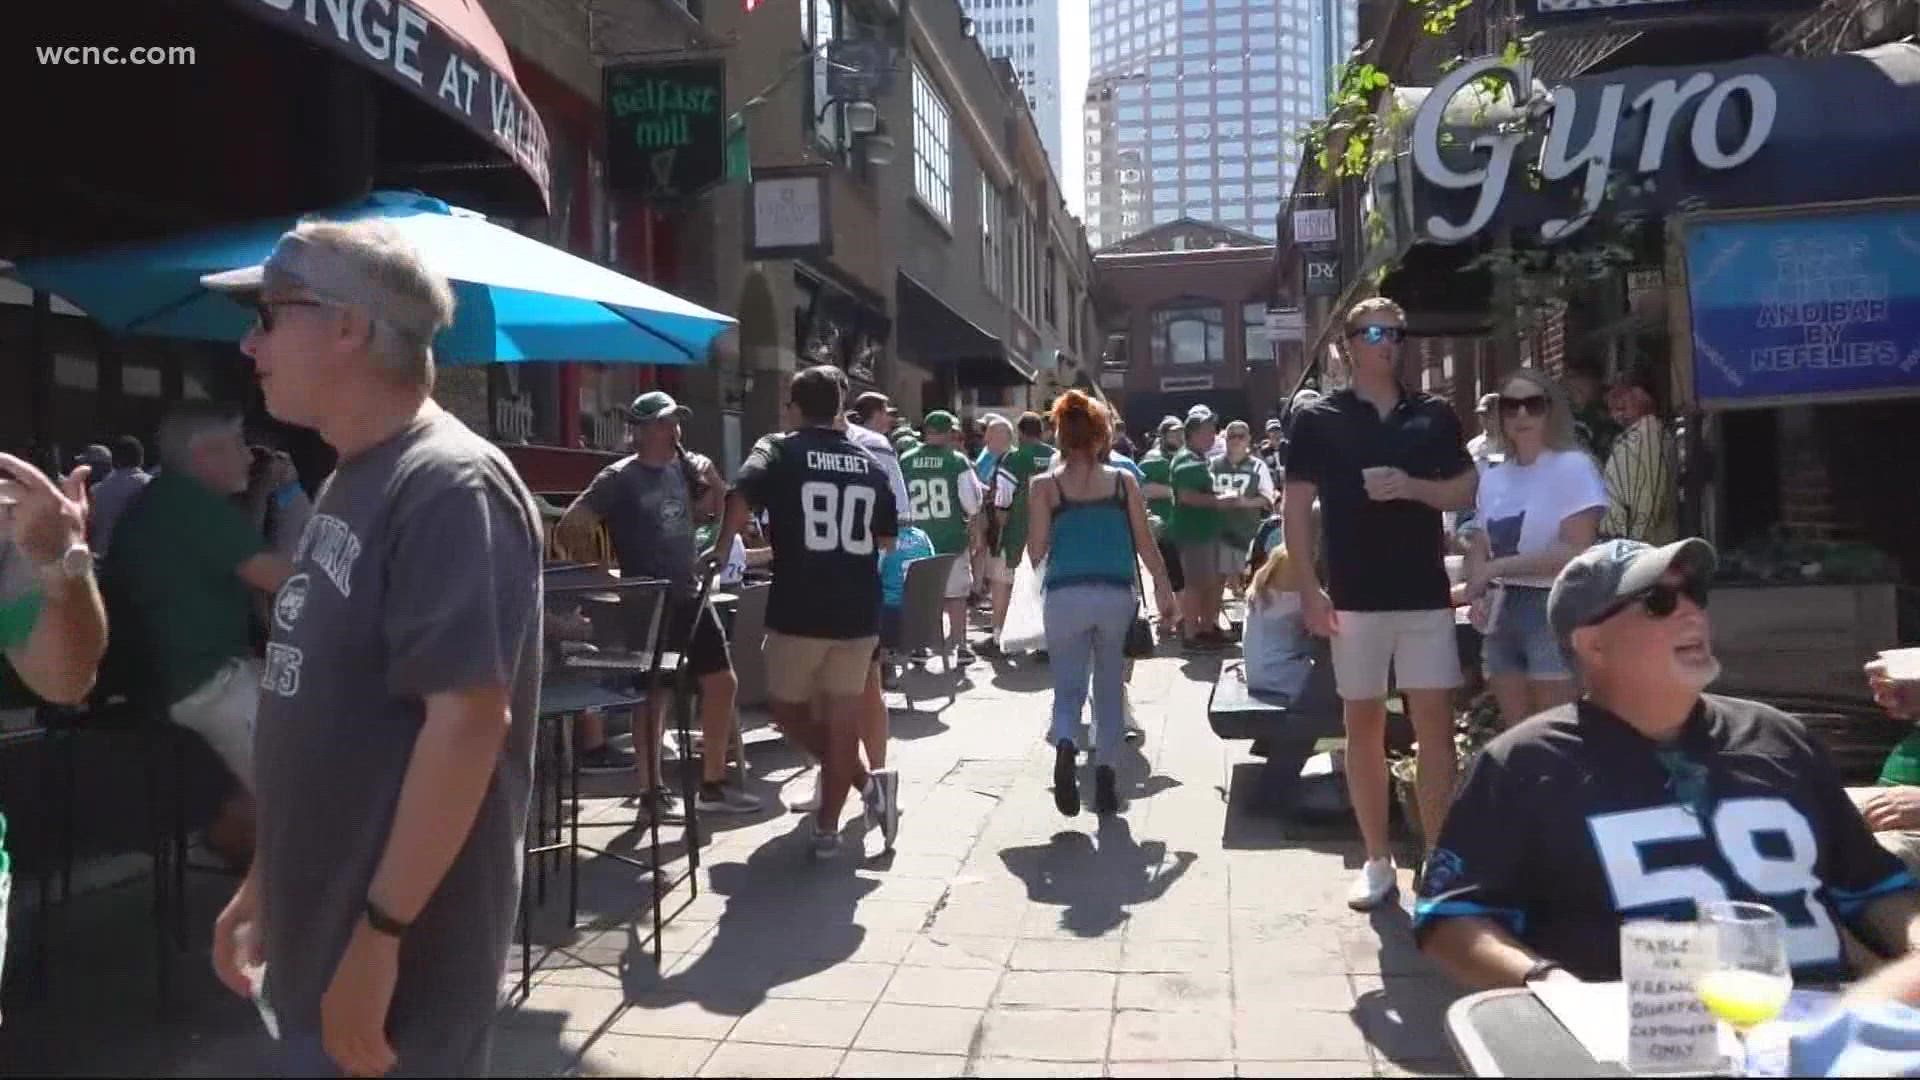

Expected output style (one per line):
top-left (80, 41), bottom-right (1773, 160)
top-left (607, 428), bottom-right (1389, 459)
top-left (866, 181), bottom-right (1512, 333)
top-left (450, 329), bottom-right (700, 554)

top-left (1285, 387), bottom-right (1472, 612)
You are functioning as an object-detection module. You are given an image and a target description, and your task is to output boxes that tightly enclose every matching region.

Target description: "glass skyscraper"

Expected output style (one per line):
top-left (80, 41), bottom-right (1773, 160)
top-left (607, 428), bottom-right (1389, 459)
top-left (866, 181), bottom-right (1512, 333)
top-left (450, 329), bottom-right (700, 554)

top-left (1083, 0), bottom-right (1357, 247)
top-left (959, 0), bottom-right (1068, 181)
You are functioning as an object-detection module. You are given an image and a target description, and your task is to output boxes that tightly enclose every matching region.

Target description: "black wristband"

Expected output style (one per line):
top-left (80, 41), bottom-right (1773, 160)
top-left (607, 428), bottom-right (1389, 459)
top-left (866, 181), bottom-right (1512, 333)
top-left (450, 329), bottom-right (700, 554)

top-left (365, 898), bottom-right (411, 939)
top-left (1522, 959), bottom-right (1563, 985)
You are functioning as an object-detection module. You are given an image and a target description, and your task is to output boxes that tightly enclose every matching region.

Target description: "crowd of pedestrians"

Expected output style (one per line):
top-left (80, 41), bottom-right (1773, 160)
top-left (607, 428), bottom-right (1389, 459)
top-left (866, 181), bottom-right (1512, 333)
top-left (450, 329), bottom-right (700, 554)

top-left (12, 208), bottom-right (1920, 1077)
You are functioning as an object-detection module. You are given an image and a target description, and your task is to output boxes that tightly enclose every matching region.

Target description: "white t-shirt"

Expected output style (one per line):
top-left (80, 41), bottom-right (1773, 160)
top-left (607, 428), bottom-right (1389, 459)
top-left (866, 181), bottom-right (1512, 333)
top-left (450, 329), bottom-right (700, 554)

top-left (1475, 448), bottom-right (1607, 588)
top-left (848, 422), bottom-right (912, 521)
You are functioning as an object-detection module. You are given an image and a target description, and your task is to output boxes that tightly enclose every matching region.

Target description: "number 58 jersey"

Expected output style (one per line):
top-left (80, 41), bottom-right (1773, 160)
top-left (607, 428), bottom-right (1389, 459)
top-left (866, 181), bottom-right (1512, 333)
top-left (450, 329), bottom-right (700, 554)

top-left (734, 427), bottom-right (900, 640)
top-left (1412, 695), bottom-right (1918, 983)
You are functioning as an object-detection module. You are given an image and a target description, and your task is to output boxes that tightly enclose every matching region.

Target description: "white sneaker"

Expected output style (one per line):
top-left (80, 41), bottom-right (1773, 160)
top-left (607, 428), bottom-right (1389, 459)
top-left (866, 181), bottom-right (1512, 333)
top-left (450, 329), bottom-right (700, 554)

top-left (1348, 856), bottom-right (1398, 911)
top-left (875, 769), bottom-right (901, 851)
top-left (787, 773), bottom-right (820, 813)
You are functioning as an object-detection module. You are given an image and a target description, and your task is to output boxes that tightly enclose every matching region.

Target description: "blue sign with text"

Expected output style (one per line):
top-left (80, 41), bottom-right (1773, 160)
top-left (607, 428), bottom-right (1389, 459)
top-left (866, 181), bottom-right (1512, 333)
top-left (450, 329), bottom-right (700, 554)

top-left (1686, 207), bottom-right (1920, 407)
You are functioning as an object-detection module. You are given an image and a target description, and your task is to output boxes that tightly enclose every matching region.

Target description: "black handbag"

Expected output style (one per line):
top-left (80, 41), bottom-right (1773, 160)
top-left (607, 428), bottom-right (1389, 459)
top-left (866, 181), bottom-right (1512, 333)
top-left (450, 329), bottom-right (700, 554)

top-left (1121, 475), bottom-right (1158, 659)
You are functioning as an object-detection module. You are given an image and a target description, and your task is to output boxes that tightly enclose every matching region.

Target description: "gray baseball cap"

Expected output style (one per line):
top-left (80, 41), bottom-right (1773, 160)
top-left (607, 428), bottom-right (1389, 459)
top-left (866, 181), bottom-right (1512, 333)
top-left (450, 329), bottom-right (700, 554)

top-left (1184, 404), bottom-right (1217, 431)
top-left (202, 227), bottom-right (452, 341)
top-left (1548, 538), bottom-right (1718, 647)
top-left (1156, 415), bottom-right (1182, 433)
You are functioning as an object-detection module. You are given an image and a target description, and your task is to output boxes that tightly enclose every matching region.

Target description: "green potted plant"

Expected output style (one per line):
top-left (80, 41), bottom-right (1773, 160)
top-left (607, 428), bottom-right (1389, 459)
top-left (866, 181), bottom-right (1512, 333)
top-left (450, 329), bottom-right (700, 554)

top-left (1390, 693), bottom-right (1502, 842)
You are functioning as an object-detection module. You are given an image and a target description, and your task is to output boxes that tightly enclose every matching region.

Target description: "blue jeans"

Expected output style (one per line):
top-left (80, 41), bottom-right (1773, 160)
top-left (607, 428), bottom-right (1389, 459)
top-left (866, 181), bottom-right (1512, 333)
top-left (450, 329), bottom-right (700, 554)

top-left (1043, 583), bottom-right (1136, 766)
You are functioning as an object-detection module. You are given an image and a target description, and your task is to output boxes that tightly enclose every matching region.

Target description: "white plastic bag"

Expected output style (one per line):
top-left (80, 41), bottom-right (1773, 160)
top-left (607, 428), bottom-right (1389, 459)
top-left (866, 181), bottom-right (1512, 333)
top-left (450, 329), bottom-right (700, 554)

top-left (997, 554), bottom-right (1048, 654)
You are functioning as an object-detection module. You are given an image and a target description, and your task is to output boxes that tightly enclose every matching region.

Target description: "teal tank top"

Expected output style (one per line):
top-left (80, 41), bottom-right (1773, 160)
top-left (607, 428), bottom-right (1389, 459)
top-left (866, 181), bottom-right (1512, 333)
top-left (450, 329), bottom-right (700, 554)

top-left (1044, 471), bottom-right (1137, 591)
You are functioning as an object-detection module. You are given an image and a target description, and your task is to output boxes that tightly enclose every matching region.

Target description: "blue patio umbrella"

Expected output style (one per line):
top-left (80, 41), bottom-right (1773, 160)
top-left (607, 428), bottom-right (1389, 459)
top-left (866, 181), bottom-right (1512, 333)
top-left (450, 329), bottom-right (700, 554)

top-left (8, 190), bottom-right (733, 365)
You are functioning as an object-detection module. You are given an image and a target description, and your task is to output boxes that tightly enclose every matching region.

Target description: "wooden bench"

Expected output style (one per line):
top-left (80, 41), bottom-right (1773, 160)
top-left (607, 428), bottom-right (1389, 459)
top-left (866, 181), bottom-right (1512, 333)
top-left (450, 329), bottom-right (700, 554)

top-left (1209, 647), bottom-right (1343, 814)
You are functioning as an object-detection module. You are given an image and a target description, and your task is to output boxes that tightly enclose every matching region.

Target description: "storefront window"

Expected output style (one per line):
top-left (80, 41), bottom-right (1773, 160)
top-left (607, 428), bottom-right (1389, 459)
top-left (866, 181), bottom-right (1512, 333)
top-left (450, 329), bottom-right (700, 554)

top-left (1151, 303), bottom-right (1225, 366)
top-left (1243, 302), bottom-right (1268, 366)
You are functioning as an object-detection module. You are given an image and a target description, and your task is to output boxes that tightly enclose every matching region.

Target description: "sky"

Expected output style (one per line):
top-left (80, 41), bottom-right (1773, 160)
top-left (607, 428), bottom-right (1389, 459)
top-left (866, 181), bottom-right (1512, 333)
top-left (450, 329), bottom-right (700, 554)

top-left (1060, 0), bottom-right (1088, 217)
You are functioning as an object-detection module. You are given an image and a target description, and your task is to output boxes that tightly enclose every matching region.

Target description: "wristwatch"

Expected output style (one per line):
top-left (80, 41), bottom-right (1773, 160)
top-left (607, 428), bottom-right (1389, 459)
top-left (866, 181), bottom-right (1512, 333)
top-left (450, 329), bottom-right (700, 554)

top-left (365, 898), bottom-right (412, 940)
top-left (40, 543), bottom-right (93, 581)
top-left (1522, 959), bottom-right (1565, 985)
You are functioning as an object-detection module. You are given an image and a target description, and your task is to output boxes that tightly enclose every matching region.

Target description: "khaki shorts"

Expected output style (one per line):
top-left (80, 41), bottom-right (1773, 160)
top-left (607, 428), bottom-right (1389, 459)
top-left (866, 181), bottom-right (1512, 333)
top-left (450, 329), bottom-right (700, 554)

top-left (170, 657), bottom-right (262, 791)
top-left (1328, 609), bottom-right (1463, 701)
top-left (945, 555), bottom-right (974, 600)
top-left (764, 631), bottom-right (881, 702)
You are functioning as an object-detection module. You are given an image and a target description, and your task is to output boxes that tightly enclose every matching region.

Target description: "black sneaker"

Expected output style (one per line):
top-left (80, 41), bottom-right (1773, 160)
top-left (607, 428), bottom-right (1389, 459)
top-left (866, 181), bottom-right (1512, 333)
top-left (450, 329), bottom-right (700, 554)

top-left (1094, 765), bottom-right (1119, 815)
top-left (1034, 650), bottom-right (1050, 664)
top-left (578, 743), bottom-right (638, 773)
top-left (954, 645), bottom-right (977, 664)
top-left (1053, 739), bottom-right (1080, 816)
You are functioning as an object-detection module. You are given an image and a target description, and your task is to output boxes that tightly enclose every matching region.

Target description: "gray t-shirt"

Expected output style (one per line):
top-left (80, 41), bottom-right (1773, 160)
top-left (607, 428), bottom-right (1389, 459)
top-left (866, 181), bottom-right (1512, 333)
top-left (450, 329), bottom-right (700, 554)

top-left (582, 451), bottom-right (707, 593)
top-left (253, 409), bottom-right (543, 1063)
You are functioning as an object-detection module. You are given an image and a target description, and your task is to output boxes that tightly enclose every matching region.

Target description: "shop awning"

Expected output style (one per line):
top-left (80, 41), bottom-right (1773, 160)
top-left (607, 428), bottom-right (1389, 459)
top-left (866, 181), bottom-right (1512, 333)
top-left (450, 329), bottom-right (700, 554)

top-left (896, 272), bottom-right (1035, 387)
top-left (227, 0), bottom-right (550, 212)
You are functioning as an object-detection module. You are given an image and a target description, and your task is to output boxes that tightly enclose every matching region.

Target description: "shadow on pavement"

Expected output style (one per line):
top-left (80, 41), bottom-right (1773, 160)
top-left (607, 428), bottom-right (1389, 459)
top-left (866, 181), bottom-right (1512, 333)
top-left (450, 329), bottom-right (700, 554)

top-left (987, 660), bottom-right (1053, 694)
top-left (997, 817), bottom-right (1198, 939)
top-left (631, 824), bottom-right (879, 1013)
top-left (1349, 906), bottom-right (1463, 1068)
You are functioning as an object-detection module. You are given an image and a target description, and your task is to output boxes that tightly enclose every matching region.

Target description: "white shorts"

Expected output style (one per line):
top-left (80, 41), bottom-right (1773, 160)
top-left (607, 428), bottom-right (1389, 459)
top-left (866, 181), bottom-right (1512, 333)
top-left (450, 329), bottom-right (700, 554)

top-left (945, 555), bottom-right (974, 600)
top-left (1328, 609), bottom-right (1462, 701)
top-left (170, 657), bottom-right (262, 791)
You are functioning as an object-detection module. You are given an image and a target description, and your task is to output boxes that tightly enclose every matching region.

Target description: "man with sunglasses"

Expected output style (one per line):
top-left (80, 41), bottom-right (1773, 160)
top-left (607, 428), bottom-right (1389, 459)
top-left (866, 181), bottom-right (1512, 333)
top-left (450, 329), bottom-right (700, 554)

top-left (1284, 296), bottom-right (1477, 911)
top-left (1415, 538), bottom-right (1920, 989)
top-left (203, 220), bottom-right (546, 1077)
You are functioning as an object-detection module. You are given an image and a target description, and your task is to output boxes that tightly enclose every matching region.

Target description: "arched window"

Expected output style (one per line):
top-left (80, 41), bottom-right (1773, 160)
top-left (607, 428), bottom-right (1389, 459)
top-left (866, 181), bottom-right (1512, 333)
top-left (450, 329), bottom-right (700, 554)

top-left (1151, 302), bottom-right (1225, 366)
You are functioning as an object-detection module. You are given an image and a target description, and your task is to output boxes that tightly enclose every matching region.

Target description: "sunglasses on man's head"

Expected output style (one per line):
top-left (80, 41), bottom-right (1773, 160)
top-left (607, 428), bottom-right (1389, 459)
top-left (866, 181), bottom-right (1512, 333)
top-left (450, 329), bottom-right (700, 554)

top-left (1499, 394), bottom-right (1550, 417)
top-left (252, 298), bottom-right (326, 334)
top-left (1348, 324), bottom-right (1405, 345)
top-left (1583, 577), bottom-right (1711, 628)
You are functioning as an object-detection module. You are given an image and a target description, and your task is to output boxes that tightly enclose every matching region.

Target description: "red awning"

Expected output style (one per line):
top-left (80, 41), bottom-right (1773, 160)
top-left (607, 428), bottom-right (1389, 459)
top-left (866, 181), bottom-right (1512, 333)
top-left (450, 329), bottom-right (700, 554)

top-left (228, 0), bottom-right (551, 212)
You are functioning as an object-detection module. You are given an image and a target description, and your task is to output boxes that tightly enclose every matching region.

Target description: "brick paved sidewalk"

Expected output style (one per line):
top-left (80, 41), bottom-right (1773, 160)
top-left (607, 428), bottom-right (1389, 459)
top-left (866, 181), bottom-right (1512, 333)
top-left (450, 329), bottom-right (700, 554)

top-left (0, 648), bottom-right (1464, 1077)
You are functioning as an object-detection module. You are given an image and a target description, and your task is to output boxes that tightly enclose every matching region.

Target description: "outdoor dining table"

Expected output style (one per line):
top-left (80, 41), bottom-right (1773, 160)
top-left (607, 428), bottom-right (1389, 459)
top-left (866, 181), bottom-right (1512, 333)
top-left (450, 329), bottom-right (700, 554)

top-left (1446, 988), bottom-right (1627, 1077)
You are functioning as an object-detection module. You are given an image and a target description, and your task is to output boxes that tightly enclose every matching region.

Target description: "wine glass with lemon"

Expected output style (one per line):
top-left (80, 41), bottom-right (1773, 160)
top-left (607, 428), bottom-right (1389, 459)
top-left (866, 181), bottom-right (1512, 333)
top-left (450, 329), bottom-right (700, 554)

top-left (1695, 900), bottom-right (1792, 1073)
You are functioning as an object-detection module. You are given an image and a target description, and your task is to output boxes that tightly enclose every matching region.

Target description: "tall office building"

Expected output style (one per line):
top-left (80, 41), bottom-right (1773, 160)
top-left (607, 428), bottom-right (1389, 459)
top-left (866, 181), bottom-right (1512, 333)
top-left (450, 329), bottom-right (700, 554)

top-left (959, 0), bottom-right (1069, 180)
top-left (1083, 0), bottom-right (1357, 247)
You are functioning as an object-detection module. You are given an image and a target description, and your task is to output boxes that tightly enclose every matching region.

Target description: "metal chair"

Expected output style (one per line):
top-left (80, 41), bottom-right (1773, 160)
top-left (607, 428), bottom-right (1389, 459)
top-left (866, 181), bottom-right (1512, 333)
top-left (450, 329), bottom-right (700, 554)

top-left (520, 569), bottom-right (718, 994)
top-left (897, 554), bottom-right (960, 665)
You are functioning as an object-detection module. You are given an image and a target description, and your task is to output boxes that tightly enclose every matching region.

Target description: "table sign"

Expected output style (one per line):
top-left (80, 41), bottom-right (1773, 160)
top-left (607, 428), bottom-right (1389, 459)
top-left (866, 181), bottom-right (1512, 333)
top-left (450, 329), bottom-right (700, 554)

top-left (1622, 920), bottom-right (1722, 1072)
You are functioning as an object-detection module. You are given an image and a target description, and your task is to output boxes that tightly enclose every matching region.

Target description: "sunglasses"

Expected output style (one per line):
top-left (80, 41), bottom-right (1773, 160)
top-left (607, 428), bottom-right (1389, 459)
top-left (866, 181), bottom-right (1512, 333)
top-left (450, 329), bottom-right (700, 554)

top-left (1499, 394), bottom-right (1550, 417)
top-left (252, 298), bottom-right (327, 333)
top-left (1348, 324), bottom-right (1406, 345)
top-left (1583, 577), bottom-right (1711, 628)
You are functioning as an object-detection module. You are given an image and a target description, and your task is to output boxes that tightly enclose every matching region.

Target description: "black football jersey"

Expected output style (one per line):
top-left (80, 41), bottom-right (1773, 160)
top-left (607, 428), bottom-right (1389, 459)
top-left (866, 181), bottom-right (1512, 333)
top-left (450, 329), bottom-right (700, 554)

top-left (1414, 695), bottom-right (1917, 983)
top-left (733, 427), bottom-right (898, 639)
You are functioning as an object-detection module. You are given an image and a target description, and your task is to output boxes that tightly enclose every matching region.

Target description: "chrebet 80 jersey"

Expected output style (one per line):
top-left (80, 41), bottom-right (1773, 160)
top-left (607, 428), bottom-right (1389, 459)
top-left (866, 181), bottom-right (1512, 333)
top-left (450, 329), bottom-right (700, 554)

top-left (734, 427), bottom-right (899, 639)
top-left (1413, 695), bottom-right (1917, 983)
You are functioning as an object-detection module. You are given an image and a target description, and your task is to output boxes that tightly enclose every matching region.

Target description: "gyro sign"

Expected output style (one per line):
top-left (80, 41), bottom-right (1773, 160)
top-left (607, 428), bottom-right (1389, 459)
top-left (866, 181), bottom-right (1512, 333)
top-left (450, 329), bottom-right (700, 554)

top-left (1410, 55), bottom-right (1777, 244)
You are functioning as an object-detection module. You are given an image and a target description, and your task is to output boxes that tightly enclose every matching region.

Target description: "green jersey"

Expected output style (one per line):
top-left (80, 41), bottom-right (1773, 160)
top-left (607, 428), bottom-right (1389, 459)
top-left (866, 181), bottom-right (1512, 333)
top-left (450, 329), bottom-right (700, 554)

top-left (995, 441), bottom-right (1056, 562)
top-left (901, 445), bottom-right (977, 554)
top-left (1138, 447), bottom-right (1176, 522)
top-left (1211, 453), bottom-right (1271, 550)
top-left (1164, 448), bottom-right (1222, 546)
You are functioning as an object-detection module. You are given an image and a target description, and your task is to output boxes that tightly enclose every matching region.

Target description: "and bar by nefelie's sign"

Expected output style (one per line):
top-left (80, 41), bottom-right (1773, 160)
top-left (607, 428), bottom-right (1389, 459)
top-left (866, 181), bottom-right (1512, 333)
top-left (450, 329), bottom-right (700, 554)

top-left (235, 0), bottom-right (550, 205)
top-left (606, 61), bottom-right (728, 201)
top-left (1686, 205), bottom-right (1920, 408)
